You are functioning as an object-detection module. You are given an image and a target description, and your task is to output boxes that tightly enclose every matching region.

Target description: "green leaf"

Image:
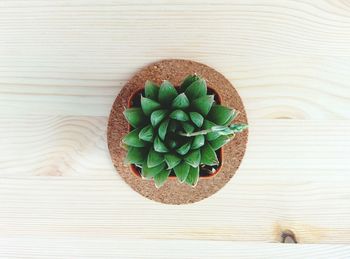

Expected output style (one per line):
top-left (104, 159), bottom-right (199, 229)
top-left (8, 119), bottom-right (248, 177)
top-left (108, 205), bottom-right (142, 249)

top-left (174, 161), bottom-right (190, 183)
top-left (151, 109), bottom-right (168, 127)
top-left (166, 138), bottom-right (178, 149)
top-left (141, 162), bottom-right (165, 179)
top-left (122, 128), bottom-right (147, 147)
top-left (184, 149), bottom-right (201, 168)
top-left (191, 95), bottom-right (214, 116)
top-left (209, 135), bottom-right (232, 150)
top-left (158, 80), bottom-right (178, 105)
top-left (201, 144), bottom-right (219, 166)
top-left (223, 110), bottom-right (238, 126)
top-left (211, 125), bottom-right (228, 132)
top-left (176, 142), bottom-right (191, 155)
top-left (169, 110), bottom-right (189, 121)
top-left (181, 121), bottom-right (195, 134)
top-left (171, 93), bottom-right (189, 109)
top-left (229, 123), bottom-right (248, 133)
top-left (166, 137), bottom-right (180, 149)
top-left (185, 166), bottom-right (199, 187)
top-left (147, 148), bottom-right (164, 168)
top-left (164, 153), bottom-right (181, 169)
top-left (154, 170), bottom-right (170, 188)
top-left (145, 80), bottom-right (159, 100)
top-left (126, 147), bottom-right (148, 164)
top-left (154, 136), bottom-right (169, 153)
top-left (203, 120), bottom-right (220, 141)
top-left (217, 127), bottom-right (235, 136)
top-left (191, 135), bottom-right (205, 149)
top-left (180, 74), bottom-right (201, 92)
top-left (215, 124), bottom-right (247, 136)
top-left (185, 78), bottom-right (207, 100)
top-left (158, 119), bottom-right (169, 141)
top-left (139, 125), bottom-right (154, 142)
top-left (168, 119), bottom-right (178, 133)
top-left (189, 112), bottom-right (204, 127)
top-left (141, 96), bottom-right (161, 116)
top-left (123, 108), bottom-right (146, 128)
top-left (207, 105), bottom-right (236, 126)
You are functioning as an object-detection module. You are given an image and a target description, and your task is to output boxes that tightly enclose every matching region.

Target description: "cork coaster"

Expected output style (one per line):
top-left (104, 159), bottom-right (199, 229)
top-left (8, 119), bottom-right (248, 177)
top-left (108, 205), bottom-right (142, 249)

top-left (107, 59), bottom-right (248, 204)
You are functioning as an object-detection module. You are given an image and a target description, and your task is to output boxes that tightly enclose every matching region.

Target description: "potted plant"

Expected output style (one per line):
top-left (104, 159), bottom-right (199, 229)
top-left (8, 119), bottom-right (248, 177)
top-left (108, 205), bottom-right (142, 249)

top-left (108, 59), bottom-right (248, 204)
top-left (122, 74), bottom-right (248, 188)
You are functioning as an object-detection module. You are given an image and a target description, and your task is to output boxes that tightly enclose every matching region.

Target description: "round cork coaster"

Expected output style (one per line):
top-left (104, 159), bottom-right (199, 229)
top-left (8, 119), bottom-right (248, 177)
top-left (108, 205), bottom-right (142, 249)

top-left (107, 59), bottom-right (248, 204)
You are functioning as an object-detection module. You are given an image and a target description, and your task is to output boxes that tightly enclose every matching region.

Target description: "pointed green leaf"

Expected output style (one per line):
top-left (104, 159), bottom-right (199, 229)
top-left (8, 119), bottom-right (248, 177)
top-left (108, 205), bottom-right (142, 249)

top-left (154, 136), bottom-right (169, 153)
top-left (181, 74), bottom-right (201, 92)
top-left (185, 166), bottom-right (199, 187)
top-left (211, 125), bottom-right (228, 132)
top-left (214, 124), bottom-right (247, 136)
top-left (229, 123), bottom-right (248, 133)
top-left (174, 161), bottom-right (190, 183)
top-left (191, 95), bottom-right (214, 116)
top-left (207, 104), bottom-right (236, 126)
top-left (122, 128), bottom-right (147, 147)
top-left (159, 80), bottom-right (177, 105)
top-left (158, 119), bottom-right (169, 141)
top-left (201, 144), bottom-right (219, 166)
top-left (166, 138), bottom-right (178, 149)
top-left (141, 162), bottom-right (165, 179)
top-left (139, 125), bottom-right (154, 142)
top-left (147, 148), bottom-right (164, 168)
top-left (184, 149), bottom-right (201, 168)
top-left (141, 96), bottom-right (161, 116)
top-left (189, 112), bottom-right (204, 127)
top-left (123, 108), bottom-right (146, 128)
top-left (168, 119), bottom-right (178, 133)
top-left (170, 110), bottom-right (189, 122)
top-left (203, 120), bottom-right (220, 141)
top-left (192, 135), bottom-right (205, 149)
top-left (126, 147), bottom-right (148, 164)
top-left (171, 93), bottom-right (189, 109)
top-left (151, 109), bottom-right (168, 127)
top-left (176, 142), bottom-right (191, 155)
top-left (164, 153), bottom-right (181, 169)
top-left (222, 110), bottom-right (238, 126)
top-left (181, 121), bottom-right (195, 134)
top-left (185, 78), bottom-right (207, 100)
top-left (154, 170), bottom-right (170, 188)
top-left (209, 135), bottom-right (232, 150)
top-left (217, 127), bottom-right (235, 136)
top-left (145, 80), bottom-right (159, 100)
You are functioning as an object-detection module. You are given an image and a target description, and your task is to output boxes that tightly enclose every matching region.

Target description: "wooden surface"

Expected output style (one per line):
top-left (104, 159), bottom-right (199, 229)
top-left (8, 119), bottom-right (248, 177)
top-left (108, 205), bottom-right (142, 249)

top-left (0, 0), bottom-right (350, 257)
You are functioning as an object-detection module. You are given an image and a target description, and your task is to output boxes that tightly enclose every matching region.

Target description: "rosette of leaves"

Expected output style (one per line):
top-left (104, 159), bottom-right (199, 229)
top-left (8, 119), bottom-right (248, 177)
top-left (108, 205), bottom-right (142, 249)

top-left (122, 75), bottom-right (247, 188)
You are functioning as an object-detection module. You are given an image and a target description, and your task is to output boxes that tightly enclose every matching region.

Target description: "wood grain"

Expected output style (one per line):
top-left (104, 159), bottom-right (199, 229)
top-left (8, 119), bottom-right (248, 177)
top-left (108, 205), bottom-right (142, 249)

top-left (0, 1), bottom-right (350, 118)
top-left (1, 238), bottom-right (350, 259)
top-left (1, 57), bottom-right (350, 118)
top-left (0, 0), bottom-right (350, 256)
top-left (0, 116), bottom-right (349, 244)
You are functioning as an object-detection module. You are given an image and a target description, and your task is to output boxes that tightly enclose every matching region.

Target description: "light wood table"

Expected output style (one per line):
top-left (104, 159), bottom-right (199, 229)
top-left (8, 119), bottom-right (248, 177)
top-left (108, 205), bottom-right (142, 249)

top-left (0, 0), bottom-right (350, 258)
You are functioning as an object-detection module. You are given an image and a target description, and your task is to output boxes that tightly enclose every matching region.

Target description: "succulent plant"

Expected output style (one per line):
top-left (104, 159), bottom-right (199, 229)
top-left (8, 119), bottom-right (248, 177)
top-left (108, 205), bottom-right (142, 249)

top-left (122, 75), bottom-right (248, 188)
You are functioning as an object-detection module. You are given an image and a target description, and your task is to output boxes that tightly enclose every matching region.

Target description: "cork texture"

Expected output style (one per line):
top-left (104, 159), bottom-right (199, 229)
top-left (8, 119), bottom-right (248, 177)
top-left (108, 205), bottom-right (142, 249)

top-left (107, 59), bottom-right (248, 204)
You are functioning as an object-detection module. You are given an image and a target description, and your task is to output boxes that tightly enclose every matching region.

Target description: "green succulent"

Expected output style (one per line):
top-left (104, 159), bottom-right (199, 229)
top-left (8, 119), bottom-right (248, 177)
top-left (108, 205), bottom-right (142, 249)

top-left (122, 75), bottom-right (248, 188)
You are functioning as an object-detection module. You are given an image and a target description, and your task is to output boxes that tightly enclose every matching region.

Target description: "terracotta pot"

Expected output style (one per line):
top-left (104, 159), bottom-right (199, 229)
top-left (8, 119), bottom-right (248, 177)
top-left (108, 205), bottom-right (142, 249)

top-left (127, 87), bottom-right (223, 179)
